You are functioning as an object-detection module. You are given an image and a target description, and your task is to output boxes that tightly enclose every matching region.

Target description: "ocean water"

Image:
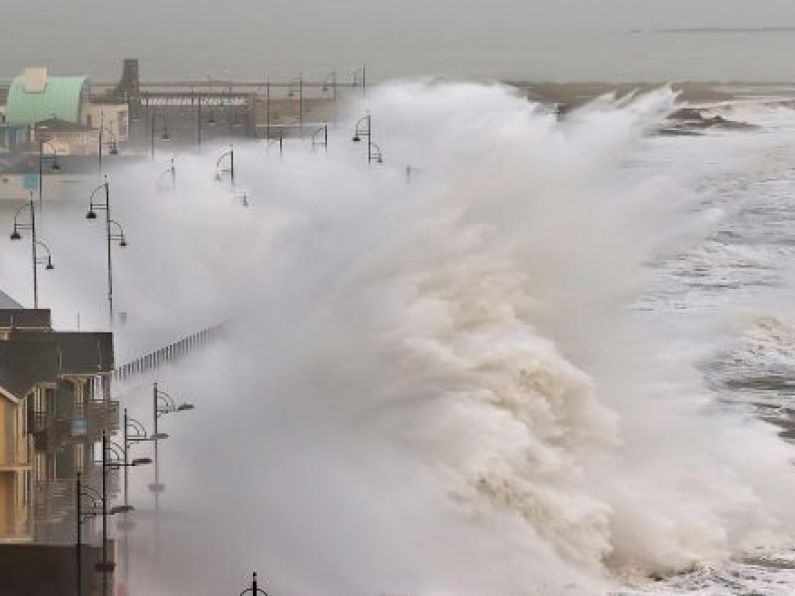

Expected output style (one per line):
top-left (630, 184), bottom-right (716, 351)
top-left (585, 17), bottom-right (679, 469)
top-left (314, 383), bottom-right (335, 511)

top-left (618, 94), bottom-right (795, 594)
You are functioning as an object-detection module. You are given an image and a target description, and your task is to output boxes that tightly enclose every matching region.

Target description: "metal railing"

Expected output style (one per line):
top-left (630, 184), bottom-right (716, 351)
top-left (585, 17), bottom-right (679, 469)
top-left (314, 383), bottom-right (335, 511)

top-left (114, 322), bottom-right (225, 381)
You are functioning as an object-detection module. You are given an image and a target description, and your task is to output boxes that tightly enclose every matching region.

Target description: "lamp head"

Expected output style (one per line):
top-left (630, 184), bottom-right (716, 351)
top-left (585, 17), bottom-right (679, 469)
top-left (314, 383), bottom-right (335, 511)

top-left (177, 403), bottom-right (195, 412)
top-left (352, 135), bottom-right (361, 143)
top-left (51, 159), bottom-right (61, 172)
top-left (207, 114), bottom-right (216, 127)
top-left (45, 257), bottom-right (54, 270)
top-left (161, 130), bottom-right (171, 141)
top-left (110, 505), bottom-right (134, 515)
top-left (131, 457), bottom-right (152, 466)
top-left (119, 237), bottom-right (127, 248)
top-left (151, 432), bottom-right (169, 440)
top-left (86, 210), bottom-right (97, 220)
top-left (110, 144), bottom-right (119, 156)
top-left (10, 228), bottom-right (21, 241)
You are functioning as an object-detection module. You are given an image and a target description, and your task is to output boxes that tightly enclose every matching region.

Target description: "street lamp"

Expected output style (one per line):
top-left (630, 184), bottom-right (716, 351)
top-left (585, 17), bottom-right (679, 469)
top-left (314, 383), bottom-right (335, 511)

top-left (370, 142), bottom-right (384, 165)
top-left (352, 115), bottom-right (383, 164)
top-left (150, 112), bottom-right (170, 159)
top-left (151, 382), bottom-right (194, 560)
top-left (37, 134), bottom-right (60, 215)
top-left (322, 71), bottom-right (338, 126)
top-left (98, 125), bottom-right (119, 173)
top-left (287, 74), bottom-right (304, 138)
top-left (227, 83), bottom-right (245, 134)
top-left (311, 125), bottom-right (328, 154)
top-left (118, 409), bottom-right (165, 585)
top-left (405, 164), bottom-right (421, 183)
top-left (266, 131), bottom-right (284, 158)
top-left (9, 192), bottom-right (55, 308)
top-left (215, 145), bottom-right (235, 186)
top-left (77, 432), bottom-right (142, 596)
top-left (197, 95), bottom-right (218, 150)
top-left (157, 158), bottom-right (177, 191)
top-left (239, 572), bottom-right (269, 595)
top-left (264, 78), bottom-right (271, 141)
top-left (86, 177), bottom-right (127, 327)
top-left (352, 64), bottom-right (367, 98)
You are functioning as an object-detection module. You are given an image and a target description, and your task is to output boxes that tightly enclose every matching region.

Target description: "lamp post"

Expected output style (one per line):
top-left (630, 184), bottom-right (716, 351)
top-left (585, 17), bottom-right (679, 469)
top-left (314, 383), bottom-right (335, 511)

top-left (215, 145), bottom-right (235, 187)
top-left (150, 112), bottom-right (170, 159)
top-left (197, 95), bottom-right (217, 151)
top-left (322, 71), bottom-right (338, 126)
top-left (353, 64), bottom-right (367, 98)
top-left (151, 382), bottom-right (194, 561)
top-left (157, 158), bottom-right (176, 191)
top-left (266, 132), bottom-right (283, 158)
top-left (287, 75), bottom-right (304, 138)
top-left (226, 83), bottom-right (245, 135)
top-left (83, 432), bottom-right (144, 596)
top-left (98, 125), bottom-right (119, 173)
top-left (9, 193), bottom-right (55, 308)
top-left (239, 572), bottom-right (269, 595)
top-left (37, 135), bottom-right (61, 216)
top-left (120, 409), bottom-right (165, 585)
top-left (76, 471), bottom-right (105, 596)
top-left (265, 78), bottom-right (271, 141)
top-left (86, 177), bottom-right (128, 328)
top-left (311, 125), bottom-right (328, 154)
top-left (352, 115), bottom-right (383, 164)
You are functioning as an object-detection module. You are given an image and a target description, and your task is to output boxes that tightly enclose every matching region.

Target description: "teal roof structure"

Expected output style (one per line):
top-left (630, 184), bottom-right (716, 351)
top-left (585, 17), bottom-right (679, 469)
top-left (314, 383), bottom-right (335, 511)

top-left (6, 75), bottom-right (87, 126)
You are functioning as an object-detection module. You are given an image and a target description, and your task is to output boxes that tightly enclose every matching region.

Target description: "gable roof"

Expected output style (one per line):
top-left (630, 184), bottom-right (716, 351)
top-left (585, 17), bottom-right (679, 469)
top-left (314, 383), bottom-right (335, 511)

top-left (0, 290), bottom-right (22, 309)
top-left (0, 339), bottom-right (57, 401)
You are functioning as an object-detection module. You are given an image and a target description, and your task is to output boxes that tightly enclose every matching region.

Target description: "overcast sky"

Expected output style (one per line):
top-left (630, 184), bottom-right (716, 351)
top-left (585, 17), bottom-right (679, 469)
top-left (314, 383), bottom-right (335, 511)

top-left (3, 1), bottom-right (795, 81)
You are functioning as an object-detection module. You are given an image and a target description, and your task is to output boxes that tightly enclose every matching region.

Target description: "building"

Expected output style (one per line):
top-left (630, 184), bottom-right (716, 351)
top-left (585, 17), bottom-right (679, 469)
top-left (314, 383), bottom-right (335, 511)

top-left (0, 152), bottom-right (111, 202)
top-left (3, 67), bottom-right (128, 155)
top-left (0, 297), bottom-right (118, 546)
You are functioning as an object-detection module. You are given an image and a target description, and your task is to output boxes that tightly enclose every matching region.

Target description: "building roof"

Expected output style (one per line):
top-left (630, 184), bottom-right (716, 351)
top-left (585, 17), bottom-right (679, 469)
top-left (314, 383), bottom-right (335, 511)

top-left (0, 309), bottom-right (51, 329)
top-left (0, 326), bottom-right (114, 401)
top-left (0, 289), bottom-right (22, 309)
top-left (0, 339), bottom-right (58, 401)
top-left (55, 332), bottom-right (114, 375)
top-left (6, 69), bottom-right (87, 127)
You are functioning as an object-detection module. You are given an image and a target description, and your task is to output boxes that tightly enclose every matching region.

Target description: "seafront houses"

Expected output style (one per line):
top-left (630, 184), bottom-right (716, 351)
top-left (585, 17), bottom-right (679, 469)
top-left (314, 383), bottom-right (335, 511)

top-left (0, 289), bottom-right (118, 547)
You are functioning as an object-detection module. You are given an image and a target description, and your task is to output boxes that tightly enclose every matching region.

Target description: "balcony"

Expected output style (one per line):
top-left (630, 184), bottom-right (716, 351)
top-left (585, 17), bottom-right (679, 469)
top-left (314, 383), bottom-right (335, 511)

top-left (34, 467), bottom-right (120, 528)
top-left (30, 400), bottom-right (120, 452)
top-left (0, 517), bottom-right (33, 543)
top-left (88, 399), bottom-right (120, 435)
top-left (0, 435), bottom-right (32, 470)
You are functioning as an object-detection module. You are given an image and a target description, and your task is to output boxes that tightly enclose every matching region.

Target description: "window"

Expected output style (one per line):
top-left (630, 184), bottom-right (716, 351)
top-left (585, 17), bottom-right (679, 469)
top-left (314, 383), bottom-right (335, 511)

top-left (74, 443), bottom-right (84, 473)
top-left (34, 452), bottom-right (46, 483)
